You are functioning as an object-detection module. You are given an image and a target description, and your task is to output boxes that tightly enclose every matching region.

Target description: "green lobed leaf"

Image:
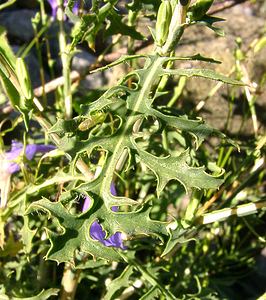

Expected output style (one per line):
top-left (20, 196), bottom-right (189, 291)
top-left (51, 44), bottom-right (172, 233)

top-left (105, 9), bottom-right (144, 40)
top-left (27, 198), bottom-right (122, 263)
top-left (20, 215), bottom-right (37, 254)
top-left (27, 197), bottom-right (167, 264)
top-left (133, 142), bottom-right (224, 195)
top-left (104, 265), bottom-right (135, 300)
top-left (35, 54), bottom-right (240, 263)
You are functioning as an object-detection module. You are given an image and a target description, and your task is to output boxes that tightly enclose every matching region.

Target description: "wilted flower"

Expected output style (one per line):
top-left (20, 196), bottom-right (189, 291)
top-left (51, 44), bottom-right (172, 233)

top-left (47, 0), bottom-right (79, 19)
top-left (0, 141), bottom-right (55, 208)
top-left (82, 184), bottom-right (126, 250)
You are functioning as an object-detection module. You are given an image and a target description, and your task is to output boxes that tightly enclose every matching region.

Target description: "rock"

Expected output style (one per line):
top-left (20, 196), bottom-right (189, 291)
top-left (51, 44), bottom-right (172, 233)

top-left (0, 9), bottom-right (36, 43)
top-left (79, 72), bottom-right (107, 92)
top-left (71, 49), bottom-right (105, 92)
top-left (72, 49), bottom-right (96, 74)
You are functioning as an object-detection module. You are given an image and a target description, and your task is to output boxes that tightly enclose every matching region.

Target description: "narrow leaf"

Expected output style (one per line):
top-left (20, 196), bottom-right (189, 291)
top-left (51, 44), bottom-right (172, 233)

top-left (163, 68), bottom-right (244, 85)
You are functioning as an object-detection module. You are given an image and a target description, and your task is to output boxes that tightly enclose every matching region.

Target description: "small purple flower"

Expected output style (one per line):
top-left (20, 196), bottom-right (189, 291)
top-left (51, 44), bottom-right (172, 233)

top-left (4, 141), bottom-right (55, 175)
top-left (72, 1), bottom-right (79, 15)
top-left (0, 141), bottom-right (55, 208)
top-left (47, 0), bottom-right (58, 18)
top-left (82, 185), bottom-right (126, 250)
top-left (47, 0), bottom-right (79, 19)
top-left (90, 222), bottom-right (126, 250)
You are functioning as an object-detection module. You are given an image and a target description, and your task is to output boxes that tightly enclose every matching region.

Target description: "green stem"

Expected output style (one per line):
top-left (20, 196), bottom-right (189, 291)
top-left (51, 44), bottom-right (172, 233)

top-left (57, 0), bottom-right (72, 119)
top-left (167, 76), bottom-right (187, 107)
top-left (127, 9), bottom-right (138, 54)
top-left (33, 26), bottom-right (47, 105)
top-left (156, 54), bottom-right (174, 92)
top-left (20, 25), bottom-right (49, 59)
top-left (243, 217), bottom-right (266, 243)
top-left (0, 0), bottom-right (16, 10)
top-left (39, 0), bottom-right (56, 79)
top-left (219, 146), bottom-right (233, 169)
top-left (184, 189), bottom-right (203, 223)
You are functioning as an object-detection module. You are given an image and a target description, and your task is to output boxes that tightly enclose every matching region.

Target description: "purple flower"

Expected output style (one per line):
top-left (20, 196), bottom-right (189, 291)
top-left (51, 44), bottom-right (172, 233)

top-left (82, 184), bottom-right (126, 250)
top-left (4, 141), bottom-right (55, 175)
top-left (47, 0), bottom-right (58, 18)
top-left (47, 0), bottom-right (79, 19)
top-left (90, 222), bottom-right (126, 250)
top-left (0, 141), bottom-right (55, 208)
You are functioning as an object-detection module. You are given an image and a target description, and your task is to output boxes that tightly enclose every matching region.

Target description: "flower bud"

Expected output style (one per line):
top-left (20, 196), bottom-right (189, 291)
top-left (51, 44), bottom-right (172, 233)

top-left (155, 0), bottom-right (172, 47)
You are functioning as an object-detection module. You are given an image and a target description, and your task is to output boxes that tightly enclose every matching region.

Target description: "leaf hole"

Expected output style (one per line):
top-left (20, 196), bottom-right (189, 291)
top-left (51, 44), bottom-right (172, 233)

top-left (74, 147), bottom-right (107, 178)
top-left (121, 73), bottom-right (140, 90)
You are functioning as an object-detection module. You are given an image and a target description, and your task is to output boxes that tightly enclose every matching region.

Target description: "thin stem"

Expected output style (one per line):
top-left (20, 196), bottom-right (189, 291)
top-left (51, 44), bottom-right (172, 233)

top-left (240, 63), bottom-right (258, 136)
top-left (167, 76), bottom-right (187, 107)
top-left (20, 25), bottom-right (49, 59)
top-left (196, 185), bottom-right (226, 216)
top-left (127, 8), bottom-right (138, 54)
top-left (33, 22), bottom-right (47, 105)
top-left (184, 189), bottom-right (203, 223)
top-left (0, 0), bottom-right (16, 10)
top-left (156, 54), bottom-right (174, 92)
top-left (57, 0), bottom-right (72, 119)
top-left (242, 217), bottom-right (266, 243)
top-left (219, 146), bottom-right (234, 169)
top-left (39, 0), bottom-right (56, 79)
top-left (221, 164), bottom-right (264, 208)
